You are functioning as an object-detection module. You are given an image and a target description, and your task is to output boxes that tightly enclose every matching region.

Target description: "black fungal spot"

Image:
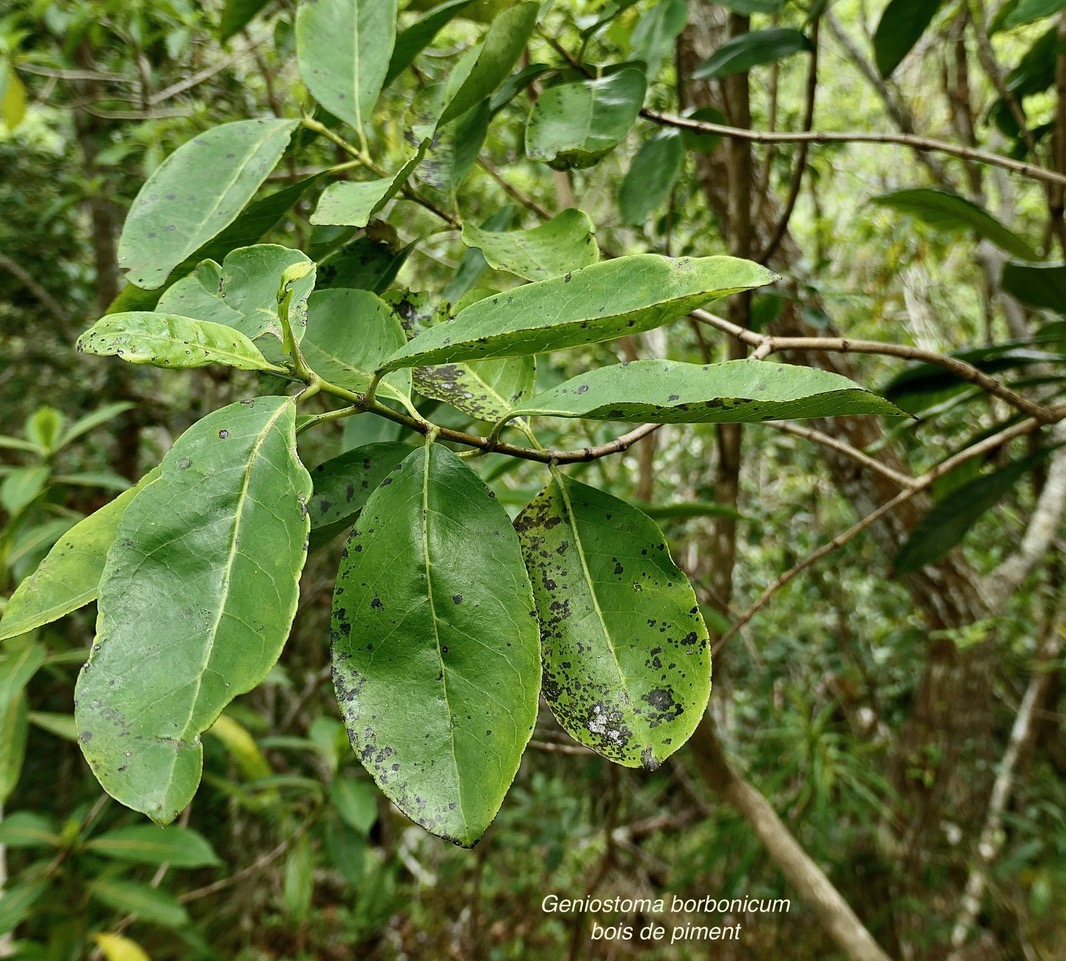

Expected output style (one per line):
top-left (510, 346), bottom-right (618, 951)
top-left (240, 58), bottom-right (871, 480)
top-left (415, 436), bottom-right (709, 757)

top-left (218, 429), bottom-right (229, 439)
top-left (452, 594), bottom-right (463, 604)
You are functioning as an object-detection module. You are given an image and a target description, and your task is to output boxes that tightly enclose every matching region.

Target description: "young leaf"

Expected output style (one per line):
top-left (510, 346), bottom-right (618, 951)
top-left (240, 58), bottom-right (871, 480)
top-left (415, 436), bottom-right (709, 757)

top-left (386, 0), bottom-right (480, 86)
top-left (308, 442), bottom-right (416, 548)
top-left (160, 247), bottom-right (316, 345)
top-left (90, 879), bottom-right (190, 928)
top-left (619, 130), bottom-right (684, 226)
top-left (526, 69), bottom-right (648, 170)
top-left (118, 119), bottom-right (300, 290)
top-left (301, 289), bottom-right (412, 405)
top-left (0, 469), bottom-right (159, 644)
top-left (75, 397), bottom-right (312, 824)
top-left (311, 148), bottom-right (426, 228)
top-left (872, 188), bottom-right (1040, 260)
top-left (514, 473), bottom-right (710, 769)
top-left (378, 254), bottom-right (775, 372)
top-left (77, 313), bottom-right (286, 372)
top-left (460, 208), bottom-right (599, 281)
top-left (331, 444), bottom-right (540, 847)
top-left (692, 27), bottom-right (813, 80)
top-left (873, 0), bottom-right (948, 78)
top-left (296, 0), bottom-right (398, 133)
top-left (894, 449), bottom-right (1055, 573)
top-left (85, 824), bottom-right (221, 867)
top-left (437, 1), bottom-right (539, 127)
top-left (502, 359), bottom-right (906, 426)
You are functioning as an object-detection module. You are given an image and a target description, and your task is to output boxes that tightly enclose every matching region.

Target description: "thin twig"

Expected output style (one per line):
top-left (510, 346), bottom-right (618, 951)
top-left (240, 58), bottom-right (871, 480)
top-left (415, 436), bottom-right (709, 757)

top-left (642, 107), bottom-right (1066, 188)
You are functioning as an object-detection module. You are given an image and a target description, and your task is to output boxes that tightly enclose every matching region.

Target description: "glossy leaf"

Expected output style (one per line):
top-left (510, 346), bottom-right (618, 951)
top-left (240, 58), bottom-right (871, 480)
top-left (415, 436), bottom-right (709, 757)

top-left (873, 0), bottom-right (947, 78)
top-left (526, 69), bottom-right (647, 170)
top-left (308, 442), bottom-right (415, 547)
top-left (693, 28), bottom-right (812, 80)
top-left (438, 1), bottom-right (539, 126)
top-left (77, 313), bottom-right (286, 372)
top-left (1002, 261), bottom-right (1066, 313)
top-left (515, 473), bottom-right (710, 768)
top-left (220, 0), bottom-right (272, 40)
top-left (872, 188), bottom-right (1040, 261)
top-left (460, 208), bottom-right (599, 281)
top-left (301, 288), bottom-right (412, 405)
top-left (386, 0), bottom-right (480, 86)
top-left (379, 255), bottom-right (775, 372)
top-left (0, 469), bottom-right (159, 644)
top-left (331, 444), bottom-right (540, 847)
top-left (296, 0), bottom-right (398, 133)
top-left (311, 149), bottom-right (426, 228)
top-left (894, 449), bottom-right (1055, 573)
top-left (504, 359), bottom-right (906, 426)
top-left (118, 119), bottom-right (300, 289)
top-left (94, 933), bottom-right (152, 961)
top-left (86, 825), bottom-right (221, 867)
top-left (619, 130), bottom-right (684, 226)
top-left (75, 397), bottom-right (311, 824)
top-left (90, 879), bottom-right (190, 928)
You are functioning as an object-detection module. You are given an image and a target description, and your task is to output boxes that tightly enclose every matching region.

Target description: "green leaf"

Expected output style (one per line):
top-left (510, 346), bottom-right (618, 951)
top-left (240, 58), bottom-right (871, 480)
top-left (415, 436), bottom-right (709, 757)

top-left (619, 130), bottom-right (684, 226)
top-left (301, 289), bottom-right (412, 405)
top-left (386, 0), bottom-right (480, 86)
top-left (207, 713), bottom-right (272, 781)
top-left (873, 0), bottom-right (947, 78)
top-left (437, 1), bottom-right (539, 127)
top-left (307, 442), bottom-right (416, 548)
top-left (692, 27), bottom-right (812, 80)
top-left (25, 407), bottom-right (64, 454)
top-left (283, 835), bottom-right (314, 921)
top-left (0, 880), bottom-right (48, 936)
top-left (411, 87), bottom-right (490, 194)
top-left (418, 356), bottom-right (537, 422)
top-left (514, 473), bottom-right (710, 769)
top-left (460, 208), bottom-right (599, 281)
top-left (330, 776), bottom-right (378, 835)
top-left (379, 255), bottom-right (775, 372)
top-left (118, 119), bottom-right (300, 290)
top-left (86, 825), bottom-right (220, 867)
top-left (318, 235), bottom-right (413, 294)
top-left (158, 246), bottom-right (316, 344)
top-left (220, 0), bottom-right (273, 40)
top-left (894, 449), bottom-right (1056, 573)
top-left (526, 69), bottom-right (647, 170)
top-left (0, 645), bottom-right (42, 801)
top-left (76, 313), bottom-right (285, 373)
top-left (1003, 0), bottom-right (1066, 28)
top-left (503, 360), bottom-right (906, 426)
top-left (444, 207), bottom-right (514, 302)
top-left (631, 0), bottom-right (688, 75)
top-left (296, 0), bottom-right (398, 133)
top-left (0, 811), bottom-right (61, 849)
top-left (90, 879), bottom-right (190, 928)
top-left (872, 188), bottom-right (1040, 261)
top-left (0, 58), bottom-right (27, 132)
top-left (310, 149), bottom-right (426, 228)
top-left (1002, 261), bottom-right (1066, 313)
top-left (0, 470), bottom-right (159, 644)
top-left (0, 466), bottom-right (49, 516)
top-left (57, 401), bottom-right (136, 451)
top-left (331, 444), bottom-right (540, 847)
top-left (75, 397), bottom-right (312, 824)
top-left (28, 711), bottom-right (78, 742)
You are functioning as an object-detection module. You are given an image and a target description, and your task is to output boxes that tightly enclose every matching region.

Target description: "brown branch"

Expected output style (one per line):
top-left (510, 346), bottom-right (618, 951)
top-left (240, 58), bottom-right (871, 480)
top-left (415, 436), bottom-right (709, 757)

top-left (641, 107), bottom-right (1066, 188)
top-left (692, 308), bottom-right (1063, 423)
top-left (718, 417), bottom-right (1047, 649)
top-left (0, 252), bottom-right (68, 323)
